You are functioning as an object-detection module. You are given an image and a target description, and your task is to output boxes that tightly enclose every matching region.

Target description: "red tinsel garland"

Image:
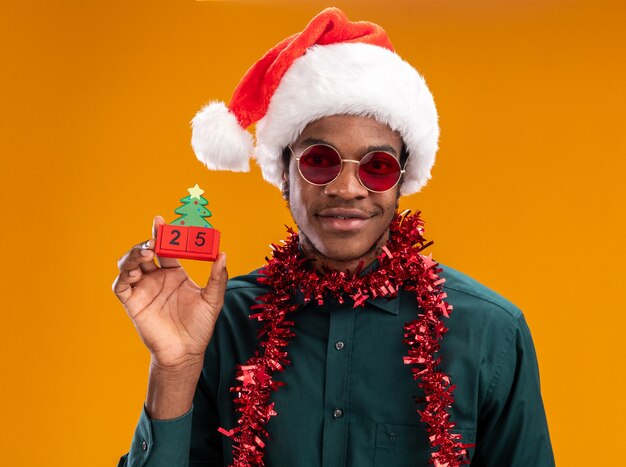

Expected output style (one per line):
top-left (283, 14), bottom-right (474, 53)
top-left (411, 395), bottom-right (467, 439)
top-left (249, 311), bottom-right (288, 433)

top-left (218, 211), bottom-right (473, 466)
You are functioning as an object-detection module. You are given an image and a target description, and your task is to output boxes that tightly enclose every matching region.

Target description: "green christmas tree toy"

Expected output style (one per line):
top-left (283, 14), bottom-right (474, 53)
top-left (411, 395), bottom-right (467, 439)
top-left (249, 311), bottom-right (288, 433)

top-left (155, 184), bottom-right (221, 261)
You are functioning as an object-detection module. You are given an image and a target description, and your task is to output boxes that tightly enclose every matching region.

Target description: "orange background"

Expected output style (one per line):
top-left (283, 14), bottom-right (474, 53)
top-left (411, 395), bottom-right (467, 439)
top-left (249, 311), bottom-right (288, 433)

top-left (1, 1), bottom-right (624, 465)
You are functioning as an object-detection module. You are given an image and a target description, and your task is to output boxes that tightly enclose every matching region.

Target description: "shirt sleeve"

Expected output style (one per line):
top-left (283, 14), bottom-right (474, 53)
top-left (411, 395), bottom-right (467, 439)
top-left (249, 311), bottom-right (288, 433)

top-left (472, 315), bottom-right (555, 466)
top-left (118, 405), bottom-right (194, 467)
top-left (118, 360), bottom-right (224, 467)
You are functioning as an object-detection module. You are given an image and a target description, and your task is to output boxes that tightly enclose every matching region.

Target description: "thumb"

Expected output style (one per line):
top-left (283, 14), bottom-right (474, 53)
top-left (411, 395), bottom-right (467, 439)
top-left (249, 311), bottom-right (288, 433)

top-left (201, 252), bottom-right (228, 312)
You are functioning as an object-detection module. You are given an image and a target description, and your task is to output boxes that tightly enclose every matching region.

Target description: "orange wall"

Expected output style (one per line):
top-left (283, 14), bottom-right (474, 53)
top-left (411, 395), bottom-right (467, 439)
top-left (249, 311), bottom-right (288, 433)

top-left (1, 1), bottom-right (624, 465)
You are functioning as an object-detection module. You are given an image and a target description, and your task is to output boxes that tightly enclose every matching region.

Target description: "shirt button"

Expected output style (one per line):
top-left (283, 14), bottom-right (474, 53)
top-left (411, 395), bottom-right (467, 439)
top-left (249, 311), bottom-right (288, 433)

top-left (333, 408), bottom-right (343, 418)
top-left (141, 441), bottom-right (148, 451)
top-left (335, 341), bottom-right (345, 350)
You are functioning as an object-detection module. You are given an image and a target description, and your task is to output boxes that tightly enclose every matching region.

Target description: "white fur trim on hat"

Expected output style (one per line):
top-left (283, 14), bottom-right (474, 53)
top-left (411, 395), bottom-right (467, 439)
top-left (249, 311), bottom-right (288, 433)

top-left (254, 42), bottom-right (439, 195)
top-left (191, 101), bottom-right (253, 172)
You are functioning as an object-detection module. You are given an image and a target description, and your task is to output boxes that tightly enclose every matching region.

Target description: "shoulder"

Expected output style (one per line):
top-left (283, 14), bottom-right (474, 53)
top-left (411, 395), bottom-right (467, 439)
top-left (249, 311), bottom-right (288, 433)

top-left (439, 263), bottom-right (522, 322)
top-left (220, 268), bottom-right (269, 321)
top-left (224, 267), bottom-right (273, 300)
top-left (435, 263), bottom-right (526, 353)
top-left (225, 268), bottom-right (267, 294)
top-left (209, 268), bottom-right (269, 358)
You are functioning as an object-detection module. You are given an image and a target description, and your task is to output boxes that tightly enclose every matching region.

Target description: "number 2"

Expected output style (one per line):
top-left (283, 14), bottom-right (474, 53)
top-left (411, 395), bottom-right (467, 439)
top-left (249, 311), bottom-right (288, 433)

top-left (169, 229), bottom-right (181, 245)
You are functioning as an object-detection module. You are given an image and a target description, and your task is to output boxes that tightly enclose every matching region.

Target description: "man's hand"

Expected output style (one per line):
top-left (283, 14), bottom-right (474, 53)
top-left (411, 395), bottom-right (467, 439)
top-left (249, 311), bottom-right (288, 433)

top-left (112, 215), bottom-right (228, 418)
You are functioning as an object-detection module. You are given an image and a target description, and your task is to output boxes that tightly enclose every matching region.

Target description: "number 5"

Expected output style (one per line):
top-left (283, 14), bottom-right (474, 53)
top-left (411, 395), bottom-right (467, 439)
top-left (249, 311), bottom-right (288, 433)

top-left (195, 231), bottom-right (206, 247)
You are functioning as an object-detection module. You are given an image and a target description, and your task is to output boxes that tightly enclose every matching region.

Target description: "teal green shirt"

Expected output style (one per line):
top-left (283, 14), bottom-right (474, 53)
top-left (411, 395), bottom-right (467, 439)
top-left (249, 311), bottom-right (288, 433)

top-left (120, 264), bottom-right (554, 466)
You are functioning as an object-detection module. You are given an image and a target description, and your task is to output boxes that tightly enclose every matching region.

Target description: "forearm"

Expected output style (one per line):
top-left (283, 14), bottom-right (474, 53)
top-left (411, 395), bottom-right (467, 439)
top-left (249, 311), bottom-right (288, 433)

top-left (145, 357), bottom-right (204, 420)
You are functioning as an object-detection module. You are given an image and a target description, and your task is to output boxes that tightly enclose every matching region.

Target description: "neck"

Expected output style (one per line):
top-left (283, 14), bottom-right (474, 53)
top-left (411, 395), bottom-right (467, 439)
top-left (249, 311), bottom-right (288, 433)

top-left (299, 230), bottom-right (390, 274)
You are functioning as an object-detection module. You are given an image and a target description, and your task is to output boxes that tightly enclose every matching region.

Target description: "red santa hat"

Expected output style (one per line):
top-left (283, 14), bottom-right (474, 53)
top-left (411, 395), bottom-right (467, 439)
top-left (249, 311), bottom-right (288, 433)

top-left (191, 7), bottom-right (438, 195)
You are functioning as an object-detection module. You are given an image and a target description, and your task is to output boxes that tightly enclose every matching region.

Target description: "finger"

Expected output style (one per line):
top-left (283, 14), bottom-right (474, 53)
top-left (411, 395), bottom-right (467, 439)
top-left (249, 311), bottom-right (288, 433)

top-left (151, 215), bottom-right (165, 238)
top-left (201, 252), bottom-right (228, 313)
top-left (112, 267), bottom-right (144, 304)
top-left (152, 215), bottom-right (182, 269)
top-left (116, 239), bottom-right (154, 271)
top-left (117, 238), bottom-right (159, 273)
top-left (138, 239), bottom-right (158, 274)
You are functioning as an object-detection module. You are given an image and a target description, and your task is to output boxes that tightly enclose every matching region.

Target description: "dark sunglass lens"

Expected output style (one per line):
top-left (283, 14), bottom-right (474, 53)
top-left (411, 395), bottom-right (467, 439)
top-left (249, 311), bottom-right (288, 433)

top-left (359, 152), bottom-right (401, 191)
top-left (298, 145), bottom-right (342, 185)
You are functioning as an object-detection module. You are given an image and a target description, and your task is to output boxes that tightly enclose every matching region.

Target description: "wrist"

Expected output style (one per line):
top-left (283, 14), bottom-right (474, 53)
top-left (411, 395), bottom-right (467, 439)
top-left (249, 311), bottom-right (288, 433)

top-left (150, 353), bottom-right (204, 375)
top-left (145, 358), bottom-right (204, 420)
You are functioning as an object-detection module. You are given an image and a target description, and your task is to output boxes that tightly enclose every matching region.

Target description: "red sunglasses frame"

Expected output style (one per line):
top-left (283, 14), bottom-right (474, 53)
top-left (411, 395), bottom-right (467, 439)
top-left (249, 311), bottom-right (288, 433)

top-left (289, 143), bottom-right (406, 193)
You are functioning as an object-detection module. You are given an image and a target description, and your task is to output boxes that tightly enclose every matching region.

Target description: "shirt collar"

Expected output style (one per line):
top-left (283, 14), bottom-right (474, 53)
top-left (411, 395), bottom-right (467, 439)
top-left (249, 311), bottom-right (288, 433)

top-left (367, 294), bottom-right (400, 315)
top-left (291, 258), bottom-right (401, 316)
top-left (293, 290), bottom-right (400, 315)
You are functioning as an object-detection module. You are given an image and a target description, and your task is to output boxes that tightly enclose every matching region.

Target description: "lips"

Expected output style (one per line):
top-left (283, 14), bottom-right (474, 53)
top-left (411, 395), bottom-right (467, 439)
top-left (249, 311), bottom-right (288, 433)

top-left (316, 208), bottom-right (375, 232)
top-left (318, 208), bottom-right (369, 219)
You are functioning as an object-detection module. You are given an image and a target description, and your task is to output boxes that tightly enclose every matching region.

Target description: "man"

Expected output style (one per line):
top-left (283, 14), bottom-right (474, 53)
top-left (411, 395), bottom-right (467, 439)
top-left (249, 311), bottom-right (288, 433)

top-left (115, 8), bottom-right (554, 467)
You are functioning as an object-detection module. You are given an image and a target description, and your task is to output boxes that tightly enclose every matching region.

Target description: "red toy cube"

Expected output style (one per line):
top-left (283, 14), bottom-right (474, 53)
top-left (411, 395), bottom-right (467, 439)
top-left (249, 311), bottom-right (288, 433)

top-left (155, 224), bottom-right (221, 262)
top-left (157, 224), bottom-right (188, 252)
top-left (187, 227), bottom-right (215, 254)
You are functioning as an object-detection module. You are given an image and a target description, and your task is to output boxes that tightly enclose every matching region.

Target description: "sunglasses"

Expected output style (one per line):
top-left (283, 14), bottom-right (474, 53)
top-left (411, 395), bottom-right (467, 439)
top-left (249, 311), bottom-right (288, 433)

top-left (290, 144), bottom-right (405, 193)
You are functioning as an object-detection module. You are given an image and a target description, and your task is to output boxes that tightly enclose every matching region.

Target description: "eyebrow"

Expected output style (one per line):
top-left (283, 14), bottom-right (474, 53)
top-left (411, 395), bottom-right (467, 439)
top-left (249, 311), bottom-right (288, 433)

top-left (297, 138), bottom-right (399, 157)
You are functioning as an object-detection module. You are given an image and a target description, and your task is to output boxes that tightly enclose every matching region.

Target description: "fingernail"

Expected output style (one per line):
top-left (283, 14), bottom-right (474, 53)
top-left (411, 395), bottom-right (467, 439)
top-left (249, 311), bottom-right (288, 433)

top-left (129, 270), bottom-right (139, 277)
top-left (140, 249), bottom-right (152, 257)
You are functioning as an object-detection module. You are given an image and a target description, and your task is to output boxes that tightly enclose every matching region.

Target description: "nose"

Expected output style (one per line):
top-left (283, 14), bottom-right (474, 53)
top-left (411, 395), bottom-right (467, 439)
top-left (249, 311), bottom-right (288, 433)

top-left (324, 160), bottom-right (368, 200)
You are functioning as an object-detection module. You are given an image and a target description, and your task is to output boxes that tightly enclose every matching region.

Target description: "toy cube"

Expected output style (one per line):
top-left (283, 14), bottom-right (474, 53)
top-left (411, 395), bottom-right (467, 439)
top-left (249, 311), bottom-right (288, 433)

top-left (187, 227), bottom-right (214, 253)
top-left (155, 224), bottom-right (221, 262)
top-left (157, 224), bottom-right (188, 253)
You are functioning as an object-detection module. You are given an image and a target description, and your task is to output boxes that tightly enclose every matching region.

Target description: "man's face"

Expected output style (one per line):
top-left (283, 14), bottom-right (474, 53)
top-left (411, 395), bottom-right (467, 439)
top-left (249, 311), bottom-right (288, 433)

top-left (287, 114), bottom-right (403, 266)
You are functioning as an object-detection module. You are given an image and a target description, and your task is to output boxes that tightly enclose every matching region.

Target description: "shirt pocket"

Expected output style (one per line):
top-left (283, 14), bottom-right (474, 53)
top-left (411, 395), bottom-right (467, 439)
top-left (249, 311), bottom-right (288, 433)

top-left (373, 423), bottom-right (476, 467)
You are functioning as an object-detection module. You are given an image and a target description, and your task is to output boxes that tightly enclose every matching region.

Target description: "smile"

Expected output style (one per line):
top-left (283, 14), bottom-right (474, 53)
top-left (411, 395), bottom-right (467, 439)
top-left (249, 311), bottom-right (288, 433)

top-left (316, 208), bottom-right (376, 232)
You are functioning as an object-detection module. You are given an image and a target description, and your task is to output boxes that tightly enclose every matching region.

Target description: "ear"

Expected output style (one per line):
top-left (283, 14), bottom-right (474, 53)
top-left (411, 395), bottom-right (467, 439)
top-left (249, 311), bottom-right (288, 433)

top-left (280, 146), bottom-right (293, 200)
top-left (281, 170), bottom-right (290, 201)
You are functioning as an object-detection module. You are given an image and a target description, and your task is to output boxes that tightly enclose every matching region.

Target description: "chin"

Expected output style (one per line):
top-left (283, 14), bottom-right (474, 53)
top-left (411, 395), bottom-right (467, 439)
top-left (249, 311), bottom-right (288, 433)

top-left (316, 240), bottom-right (378, 262)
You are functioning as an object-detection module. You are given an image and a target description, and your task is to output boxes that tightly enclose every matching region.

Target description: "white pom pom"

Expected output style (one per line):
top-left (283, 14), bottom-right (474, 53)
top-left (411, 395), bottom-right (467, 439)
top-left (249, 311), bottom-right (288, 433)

top-left (190, 101), bottom-right (253, 172)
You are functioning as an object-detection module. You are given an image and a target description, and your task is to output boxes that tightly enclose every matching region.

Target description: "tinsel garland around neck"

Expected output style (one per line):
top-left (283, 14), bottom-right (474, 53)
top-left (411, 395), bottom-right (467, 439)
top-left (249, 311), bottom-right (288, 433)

top-left (218, 210), bottom-right (473, 466)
